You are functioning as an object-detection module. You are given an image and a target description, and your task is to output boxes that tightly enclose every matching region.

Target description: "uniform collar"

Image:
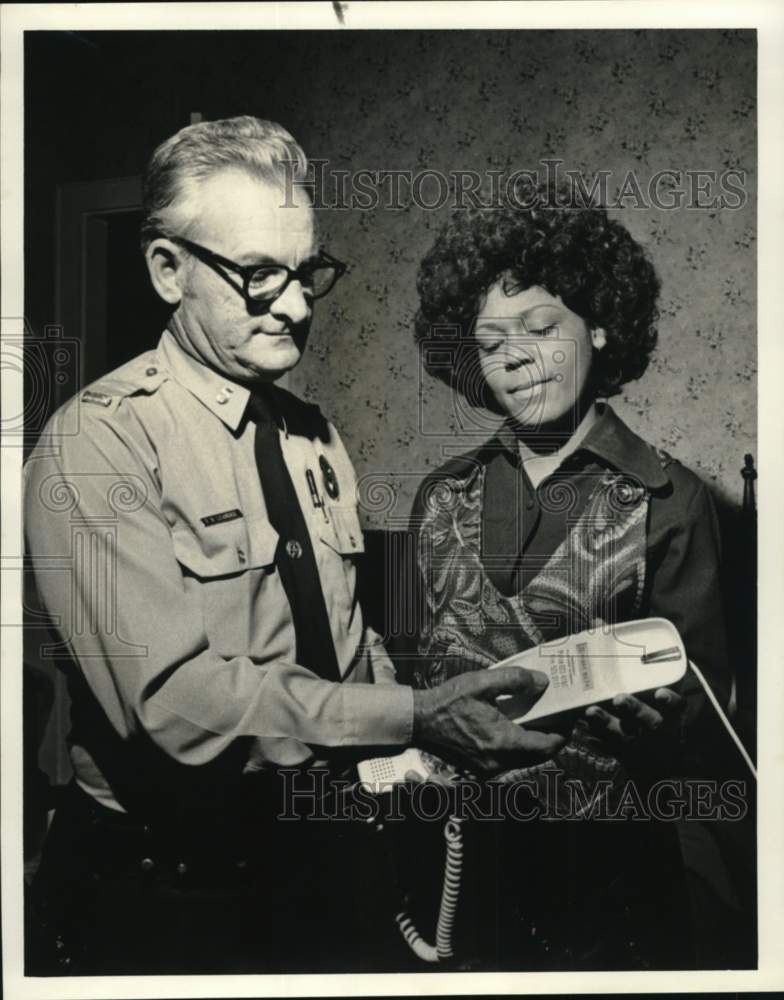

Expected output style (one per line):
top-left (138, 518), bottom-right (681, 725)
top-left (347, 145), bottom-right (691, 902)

top-left (157, 330), bottom-right (251, 432)
top-left (496, 402), bottom-right (669, 489)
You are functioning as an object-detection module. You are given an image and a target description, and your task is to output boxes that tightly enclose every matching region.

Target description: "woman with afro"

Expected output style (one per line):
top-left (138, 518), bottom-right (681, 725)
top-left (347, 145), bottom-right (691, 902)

top-left (406, 178), bottom-right (732, 970)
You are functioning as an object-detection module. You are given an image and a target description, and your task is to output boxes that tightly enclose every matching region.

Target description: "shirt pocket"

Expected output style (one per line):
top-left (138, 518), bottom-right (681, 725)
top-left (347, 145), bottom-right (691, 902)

top-left (172, 515), bottom-right (278, 579)
top-left (319, 505), bottom-right (366, 558)
top-left (170, 515), bottom-right (283, 659)
top-left (316, 505), bottom-right (365, 617)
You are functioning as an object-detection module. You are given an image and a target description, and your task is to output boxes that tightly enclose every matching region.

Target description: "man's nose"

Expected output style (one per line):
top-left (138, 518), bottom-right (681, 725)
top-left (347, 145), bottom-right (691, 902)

top-left (269, 279), bottom-right (311, 326)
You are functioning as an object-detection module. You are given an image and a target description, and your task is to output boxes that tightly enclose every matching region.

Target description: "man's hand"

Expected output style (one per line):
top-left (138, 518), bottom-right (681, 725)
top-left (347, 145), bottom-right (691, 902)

top-left (412, 667), bottom-right (566, 775)
top-left (584, 687), bottom-right (685, 772)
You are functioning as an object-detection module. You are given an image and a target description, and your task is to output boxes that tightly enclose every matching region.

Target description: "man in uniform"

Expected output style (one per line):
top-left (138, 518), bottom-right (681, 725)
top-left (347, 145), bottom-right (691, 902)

top-left (24, 116), bottom-right (563, 974)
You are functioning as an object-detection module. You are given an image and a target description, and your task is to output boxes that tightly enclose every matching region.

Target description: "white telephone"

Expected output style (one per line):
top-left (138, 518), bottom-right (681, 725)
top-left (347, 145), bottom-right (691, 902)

top-left (357, 747), bottom-right (430, 793)
top-left (490, 617), bottom-right (687, 725)
top-left (358, 619), bottom-right (688, 789)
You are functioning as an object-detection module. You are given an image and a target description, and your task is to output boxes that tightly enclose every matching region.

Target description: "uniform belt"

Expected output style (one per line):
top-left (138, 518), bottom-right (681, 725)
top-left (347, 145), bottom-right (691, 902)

top-left (54, 780), bottom-right (271, 882)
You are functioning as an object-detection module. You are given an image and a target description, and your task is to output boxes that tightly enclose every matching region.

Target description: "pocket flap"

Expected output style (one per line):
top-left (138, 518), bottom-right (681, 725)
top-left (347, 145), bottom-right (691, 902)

top-left (173, 516), bottom-right (278, 578)
top-left (245, 515), bottom-right (280, 569)
top-left (321, 506), bottom-right (365, 556)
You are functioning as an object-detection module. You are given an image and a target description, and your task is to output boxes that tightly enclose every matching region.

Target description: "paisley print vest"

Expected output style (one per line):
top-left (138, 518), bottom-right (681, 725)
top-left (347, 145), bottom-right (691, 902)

top-left (414, 459), bottom-right (652, 807)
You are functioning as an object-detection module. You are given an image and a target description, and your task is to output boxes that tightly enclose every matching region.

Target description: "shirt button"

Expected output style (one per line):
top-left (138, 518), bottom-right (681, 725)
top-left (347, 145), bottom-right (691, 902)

top-left (140, 857), bottom-right (155, 872)
top-left (237, 548), bottom-right (246, 564)
top-left (145, 367), bottom-right (157, 377)
top-left (224, 385), bottom-right (234, 394)
top-left (216, 393), bottom-right (229, 405)
top-left (526, 500), bottom-right (535, 511)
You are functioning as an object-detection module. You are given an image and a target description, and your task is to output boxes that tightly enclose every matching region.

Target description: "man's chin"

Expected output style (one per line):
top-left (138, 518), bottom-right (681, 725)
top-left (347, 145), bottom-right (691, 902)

top-left (239, 347), bottom-right (303, 383)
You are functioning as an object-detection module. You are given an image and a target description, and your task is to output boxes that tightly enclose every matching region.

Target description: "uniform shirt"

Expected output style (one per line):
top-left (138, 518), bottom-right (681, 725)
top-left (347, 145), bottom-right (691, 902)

top-left (24, 330), bottom-right (413, 812)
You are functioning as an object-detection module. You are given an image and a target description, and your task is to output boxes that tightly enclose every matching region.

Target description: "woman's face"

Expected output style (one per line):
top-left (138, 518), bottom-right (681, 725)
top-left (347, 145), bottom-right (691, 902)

top-left (474, 280), bottom-right (606, 428)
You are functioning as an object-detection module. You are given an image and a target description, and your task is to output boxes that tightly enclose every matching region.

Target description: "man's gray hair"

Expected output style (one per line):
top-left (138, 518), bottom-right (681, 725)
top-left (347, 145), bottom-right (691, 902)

top-left (140, 116), bottom-right (309, 250)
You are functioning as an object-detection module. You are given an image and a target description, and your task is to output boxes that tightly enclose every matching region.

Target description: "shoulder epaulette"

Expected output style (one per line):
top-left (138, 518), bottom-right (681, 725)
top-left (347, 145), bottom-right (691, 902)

top-left (80, 351), bottom-right (169, 407)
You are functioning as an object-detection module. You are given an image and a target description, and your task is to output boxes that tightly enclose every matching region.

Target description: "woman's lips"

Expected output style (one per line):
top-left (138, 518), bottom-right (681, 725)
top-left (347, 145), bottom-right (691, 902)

top-left (509, 376), bottom-right (552, 394)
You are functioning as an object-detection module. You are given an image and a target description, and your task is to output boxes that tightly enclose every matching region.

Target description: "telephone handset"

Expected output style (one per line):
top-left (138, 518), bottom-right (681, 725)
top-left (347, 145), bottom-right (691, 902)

top-left (490, 617), bottom-right (687, 726)
top-left (357, 748), bottom-right (459, 792)
top-left (358, 619), bottom-right (687, 789)
top-left (357, 748), bottom-right (430, 792)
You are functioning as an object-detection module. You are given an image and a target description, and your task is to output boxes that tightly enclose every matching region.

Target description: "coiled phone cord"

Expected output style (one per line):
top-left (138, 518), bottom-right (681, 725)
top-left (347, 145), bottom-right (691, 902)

top-left (395, 660), bottom-right (756, 964)
top-left (395, 815), bottom-right (464, 963)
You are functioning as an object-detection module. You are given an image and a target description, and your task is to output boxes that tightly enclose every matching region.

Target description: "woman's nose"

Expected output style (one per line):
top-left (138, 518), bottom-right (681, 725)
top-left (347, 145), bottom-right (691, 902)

top-left (504, 338), bottom-right (536, 370)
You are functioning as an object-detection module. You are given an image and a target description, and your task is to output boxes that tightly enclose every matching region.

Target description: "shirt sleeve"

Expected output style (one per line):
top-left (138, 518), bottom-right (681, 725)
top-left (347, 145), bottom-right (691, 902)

top-left (363, 624), bottom-right (400, 686)
top-left (645, 475), bottom-right (731, 731)
top-left (24, 407), bottom-right (413, 771)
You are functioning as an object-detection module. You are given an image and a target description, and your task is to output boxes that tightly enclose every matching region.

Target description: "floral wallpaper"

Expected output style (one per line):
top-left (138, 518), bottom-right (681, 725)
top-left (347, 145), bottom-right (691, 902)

top-left (26, 29), bottom-right (757, 525)
top-left (275, 29), bottom-right (757, 526)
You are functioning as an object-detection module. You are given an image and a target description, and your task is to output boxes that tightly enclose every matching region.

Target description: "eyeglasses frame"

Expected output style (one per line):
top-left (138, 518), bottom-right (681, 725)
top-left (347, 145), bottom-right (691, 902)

top-left (165, 234), bottom-right (347, 307)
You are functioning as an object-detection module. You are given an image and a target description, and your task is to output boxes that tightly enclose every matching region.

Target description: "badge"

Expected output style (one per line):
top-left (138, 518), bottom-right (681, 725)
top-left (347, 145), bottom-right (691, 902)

top-left (319, 456), bottom-right (340, 500)
top-left (285, 539), bottom-right (303, 560)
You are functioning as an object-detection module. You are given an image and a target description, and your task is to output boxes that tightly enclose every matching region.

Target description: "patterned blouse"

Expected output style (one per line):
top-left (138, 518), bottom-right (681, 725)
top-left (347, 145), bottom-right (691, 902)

top-left (410, 404), bottom-right (730, 799)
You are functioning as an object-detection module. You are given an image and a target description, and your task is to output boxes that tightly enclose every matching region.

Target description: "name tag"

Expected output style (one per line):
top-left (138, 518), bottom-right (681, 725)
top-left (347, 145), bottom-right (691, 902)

top-left (201, 509), bottom-right (243, 527)
top-left (81, 390), bottom-right (113, 407)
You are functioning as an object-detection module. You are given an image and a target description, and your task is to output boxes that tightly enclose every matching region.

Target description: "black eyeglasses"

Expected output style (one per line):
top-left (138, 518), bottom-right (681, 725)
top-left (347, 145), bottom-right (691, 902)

top-left (167, 235), bottom-right (346, 306)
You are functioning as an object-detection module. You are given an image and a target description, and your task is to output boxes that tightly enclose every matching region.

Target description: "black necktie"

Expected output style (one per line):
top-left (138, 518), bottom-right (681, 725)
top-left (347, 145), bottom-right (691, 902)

top-left (246, 391), bottom-right (341, 682)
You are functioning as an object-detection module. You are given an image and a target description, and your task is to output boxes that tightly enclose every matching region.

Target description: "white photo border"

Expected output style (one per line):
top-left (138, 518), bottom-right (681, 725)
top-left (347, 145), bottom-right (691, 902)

top-left (2, 2), bottom-right (782, 997)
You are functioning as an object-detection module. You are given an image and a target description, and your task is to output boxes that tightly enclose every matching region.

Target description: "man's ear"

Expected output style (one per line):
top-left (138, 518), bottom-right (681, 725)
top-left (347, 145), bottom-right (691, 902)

top-left (591, 327), bottom-right (607, 351)
top-left (145, 239), bottom-right (188, 305)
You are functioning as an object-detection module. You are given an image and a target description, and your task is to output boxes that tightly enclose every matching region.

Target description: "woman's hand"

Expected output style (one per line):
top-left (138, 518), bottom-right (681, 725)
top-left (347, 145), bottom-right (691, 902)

top-left (584, 687), bottom-right (686, 772)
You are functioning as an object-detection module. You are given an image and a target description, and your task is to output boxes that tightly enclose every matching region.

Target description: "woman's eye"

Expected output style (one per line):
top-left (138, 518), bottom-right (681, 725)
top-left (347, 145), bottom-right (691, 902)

top-left (531, 324), bottom-right (559, 337)
top-left (478, 340), bottom-right (503, 354)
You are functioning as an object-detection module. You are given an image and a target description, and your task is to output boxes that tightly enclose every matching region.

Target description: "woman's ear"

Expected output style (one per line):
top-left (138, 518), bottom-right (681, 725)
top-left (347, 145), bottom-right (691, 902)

top-left (591, 327), bottom-right (607, 351)
top-left (145, 239), bottom-right (187, 306)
